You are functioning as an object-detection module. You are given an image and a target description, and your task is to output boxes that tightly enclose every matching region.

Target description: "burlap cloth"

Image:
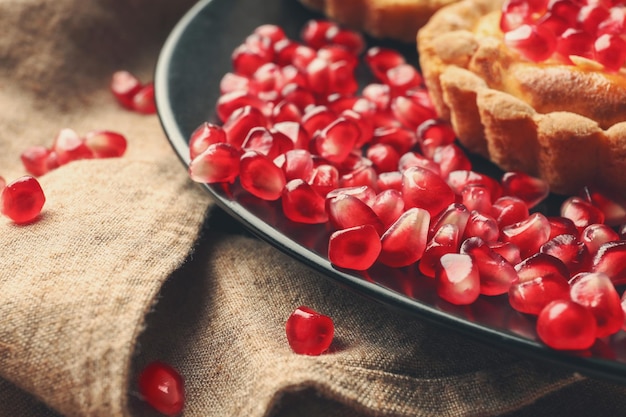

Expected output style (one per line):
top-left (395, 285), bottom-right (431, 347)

top-left (2, 1), bottom-right (626, 416)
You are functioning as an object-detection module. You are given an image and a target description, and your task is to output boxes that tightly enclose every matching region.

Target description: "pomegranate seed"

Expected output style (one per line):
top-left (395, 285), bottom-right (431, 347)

top-left (318, 45), bottom-right (359, 69)
top-left (417, 119), bottom-right (456, 149)
top-left (504, 24), bottom-right (557, 62)
top-left (365, 47), bottom-right (406, 82)
top-left (447, 170), bottom-right (502, 202)
top-left (578, 3), bottom-right (611, 34)
top-left (138, 361), bottom-right (185, 416)
top-left (110, 70), bottom-right (142, 109)
top-left (536, 12), bottom-right (570, 37)
top-left (592, 241), bottom-right (626, 285)
top-left (500, 171), bottom-right (550, 209)
top-left (598, 5), bottom-right (626, 35)
top-left (549, 0), bottom-right (581, 25)
top-left (371, 189), bottom-right (405, 229)
top-left (555, 29), bottom-right (594, 63)
top-left (461, 185), bottom-right (493, 213)
top-left (325, 26), bottom-right (365, 55)
top-left (385, 65), bottom-right (423, 96)
top-left (430, 203), bottom-right (470, 239)
top-left (547, 216), bottom-right (579, 239)
top-left (581, 224), bottom-right (620, 255)
top-left (285, 306), bottom-right (334, 355)
top-left (501, 212), bottom-right (552, 259)
top-left (461, 237), bottom-right (518, 295)
top-left (313, 117), bottom-right (360, 164)
top-left (1, 176), bottom-right (46, 224)
top-left (216, 91), bottom-right (269, 123)
top-left (231, 43), bottom-right (269, 77)
top-left (305, 57), bottom-right (332, 95)
top-left (463, 210), bottom-right (500, 242)
top-left (339, 164), bottom-right (378, 190)
top-left (325, 185), bottom-right (376, 207)
top-left (242, 127), bottom-right (294, 160)
top-left (239, 151), bottom-right (286, 201)
top-left (326, 194), bottom-right (384, 234)
top-left (390, 96), bottom-right (436, 131)
top-left (540, 233), bottom-right (588, 274)
top-left (516, 252), bottom-right (571, 282)
top-left (376, 171), bottom-right (403, 191)
top-left (570, 271), bottom-right (624, 337)
top-left (491, 196), bottom-right (530, 228)
top-left (328, 60), bottom-right (359, 96)
top-left (223, 105), bottom-right (268, 149)
top-left (340, 109), bottom-right (374, 147)
top-left (282, 179), bottom-right (328, 224)
top-left (291, 45), bottom-right (317, 72)
top-left (272, 121), bottom-right (309, 150)
top-left (436, 253), bottom-right (481, 305)
top-left (431, 144), bottom-right (472, 178)
top-left (21, 146), bottom-right (53, 176)
top-left (220, 72), bottom-right (250, 94)
top-left (373, 126), bottom-right (418, 155)
top-left (132, 83), bottom-right (156, 114)
top-left (561, 196), bottom-right (605, 232)
top-left (281, 83), bottom-right (316, 112)
top-left (366, 143), bottom-right (401, 173)
top-left (581, 187), bottom-right (626, 226)
top-left (249, 63), bottom-right (284, 96)
top-left (301, 20), bottom-right (337, 49)
top-left (83, 130), bottom-right (127, 159)
top-left (500, 0), bottom-right (544, 32)
top-left (254, 24), bottom-right (287, 43)
top-left (274, 149), bottom-right (314, 181)
top-left (188, 123), bottom-right (227, 160)
top-left (302, 105), bottom-right (336, 137)
top-left (594, 33), bottom-right (626, 71)
top-left (308, 164), bottom-right (339, 197)
top-left (188, 142), bottom-right (241, 184)
top-left (328, 224), bottom-right (382, 270)
top-left (379, 207), bottom-right (430, 268)
top-left (402, 166), bottom-right (455, 217)
top-left (420, 223), bottom-right (460, 277)
top-left (362, 83), bottom-right (391, 111)
top-left (537, 300), bottom-right (597, 350)
top-left (488, 241), bottom-right (522, 265)
top-left (272, 100), bottom-right (303, 124)
top-left (53, 128), bottom-right (93, 165)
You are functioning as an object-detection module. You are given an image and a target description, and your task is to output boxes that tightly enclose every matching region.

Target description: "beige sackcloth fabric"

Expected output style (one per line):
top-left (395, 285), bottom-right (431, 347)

top-left (2, 1), bottom-right (626, 416)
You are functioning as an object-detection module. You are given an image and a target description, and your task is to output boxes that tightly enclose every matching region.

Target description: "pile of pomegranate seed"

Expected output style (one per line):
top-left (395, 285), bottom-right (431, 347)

top-left (286, 306), bottom-right (335, 355)
top-left (110, 70), bottom-right (156, 114)
top-left (21, 128), bottom-right (127, 176)
top-left (0, 175), bottom-right (46, 224)
top-left (138, 361), bottom-right (185, 416)
top-left (501, 0), bottom-right (626, 70)
top-left (188, 20), bottom-right (626, 351)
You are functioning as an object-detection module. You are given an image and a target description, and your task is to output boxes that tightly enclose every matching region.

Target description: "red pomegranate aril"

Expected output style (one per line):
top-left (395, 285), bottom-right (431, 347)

top-left (561, 196), bottom-right (605, 232)
top-left (272, 121), bottom-right (309, 150)
top-left (488, 241), bottom-right (522, 265)
top-left (325, 185), bottom-right (376, 206)
top-left (313, 117), bottom-right (360, 163)
top-left (461, 237), bottom-right (518, 296)
top-left (463, 210), bottom-right (500, 243)
top-left (328, 60), bottom-right (359, 96)
top-left (376, 171), bottom-right (403, 191)
top-left (570, 271), bottom-right (624, 338)
top-left (547, 216), bottom-right (579, 239)
top-left (581, 187), bottom-right (626, 226)
top-left (339, 164), bottom-right (378, 190)
top-left (189, 123), bottom-right (227, 160)
top-left (581, 223), bottom-right (620, 255)
top-left (536, 12), bottom-right (570, 37)
top-left (217, 91), bottom-right (269, 123)
top-left (53, 128), bottom-right (93, 165)
top-left (308, 164), bottom-right (339, 197)
top-left (371, 189), bottom-right (404, 228)
top-left (239, 151), bottom-right (286, 201)
top-left (537, 300), bottom-right (597, 350)
top-left (432, 144), bottom-right (472, 179)
top-left (594, 33), bottom-right (626, 71)
top-left (242, 127), bottom-right (294, 160)
top-left (555, 29), bottom-right (594, 63)
top-left (501, 212), bottom-right (552, 259)
top-left (254, 24), bottom-right (287, 44)
top-left (504, 24), bottom-right (557, 62)
top-left (365, 47), bottom-right (406, 82)
top-left (390, 96), bottom-right (437, 131)
top-left (461, 185), bottom-right (493, 214)
top-left (318, 45), bottom-right (359, 69)
top-left (402, 166), bottom-right (455, 217)
top-left (398, 152), bottom-right (439, 176)
top-left (598, 6), bottom-right (626, 35)
top-left (291, 45), bottom-right (318, 72)
top-left (420, 223), bottom-right (460, 278)
top-left (362, 83), bottom-right (391, 111)
top-left (385, 64), bottom-right (423, 96)
top-left (274, 149), bottom-right (314, 181)
top-left (366, 143), bottom-right (401, 173)
top-left (500, 0), bottom-right (541, 32)
top-left (326, 26), bottom-right (365, 55)
top-left (492, 196), bottom-right (530, 228)
top-left (379, 207), bottom-right (430, 267)
top-left (21, 146), bottom-right (52, 176)
top-left (500, 171), bottom-right (550, 209)
top-left (83, 130), bottom-right (128, 159)
top-left (373, 126), bottom-right (418, 155)
top-left (509, 274), bottom-right (570, 315)
top-left (430, 203), bottom-right (470, 240)
top-left (110, 70), bottom-right (142, 109)
top-left (436, 253), bottom-right (481, 305)
top-left (220, 72), bottom-right (250, 94)
top-left (138, 361), bottom-right (185, 416)
top-left (132, 83), bottom-right (156, 114)
top-left (516, 252), bottom-right (571, 282)
top-left (301, 19), bottom-right (337, 49)
top-left (250, 62), bottom-right (284, 95)
top-left (1, 176), bottom-right (46, 224)
top-left (223, 105), bottom-right (268, 149)
top-left (273, 39), bottom-right (300, 67)
top-left (232, 43), bottom-right (269, 77)
top-left (326, 194), bottom-right (384, 234)
top-left (592, 240), bottom-right (626, 285)
top-left (417, 119), bottom-right (456, 148)
top-left (447, 170), bottom-right (503, 202)
top-left (285, 306), bottom-right (335, 355)
top-left (549, 0), bottom-right (581, 23)
top-left (540, 233), bottom-right (588, 274)
top-left (272, 100), bottom-right (303, 124)
top-left (282, 179), bottom-right (328, 224)
top-left (578, 3), bottom-right (611, 34)
top-left (189, 142), bottom-right (241, 184)
top-left (302, 105), bottom-right (336, 136)
top-left (340, 109), bottom-right (375, 148)
top-left (281, 83), bottom-right (316, 112)
top-left (305, 57), bottom-right (331, 95)
top-left (328, 224), bottom-right (382, 270)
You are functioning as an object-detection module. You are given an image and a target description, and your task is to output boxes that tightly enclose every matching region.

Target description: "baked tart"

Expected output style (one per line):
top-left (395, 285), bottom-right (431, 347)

top-left (298, 0), bottom-right (460, 42)
top-left (417, 0), bottom-right (626, 198)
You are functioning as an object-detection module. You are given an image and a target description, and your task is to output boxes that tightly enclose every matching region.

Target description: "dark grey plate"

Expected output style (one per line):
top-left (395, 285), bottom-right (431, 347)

top-left (155, 0), bottom-right (626, 384)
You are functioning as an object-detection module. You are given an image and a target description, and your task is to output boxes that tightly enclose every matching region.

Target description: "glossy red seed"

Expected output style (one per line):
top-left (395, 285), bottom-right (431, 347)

top-left (1, 176), bottom-right (46, 224)
top-left (242, 127), bottom-right (294, 160)
top-left (326, 27), bottom-right (365, 55)
top-left (536, 300), bottom-right (597, 350)
top-left (83, 131), bottom-right (128, 159)
top-left (417, 119), bottom-right (457, 150)
top-left (581, 223), bottom-right (620, 255)
top-left (132, 83), bottom-right (156, 114)
top-left (592, 241), bottom-right (626, 285)
top-left (327, 60), bottom-right (359, 96)
top-left (339, 164), bottom-right (378, 190)
top-left (379, 207), bottom-right (430, 267)
top-left (501, 212), bottom-right (552, 259)
top-left (402, 166), bottom-right (455, 217)
top-left (371, 189), bottom-right (405, 229)
top-left (420, 223), bottom-right (460, 278)
top-left (561, 196), bottom-right (605, 232)
top-left (239, 151), bottom-right (286, 200)
top-left (570, 271), bottom-right (624, 338)
top-left (308, 164), bottom-right (340, 197)
top-left (53, 128), bottom-right (93, 165)
top-left (598, 6), bottom-right (626, 35)
top-left (362, 83), bottom-right (391, 111)
top-left (301, 19), bottom-right (337, 49)
top-left (594, 33), bottom-right (626, 71)
top-left (385, 64), bottom-right (423, 96)
top-left (282, 179), bottom-right (329, 224)
top-left (326, 194), bottom-right (384, 234)
top-left (488, 241), bottom-right (522, 265)
top-left (254, 24), bottom-right (287, 43)
top-left (373, 127), bottom-right (418, 155)
top-left (540, 233), bottom-right (588, 274)
top-left (436, 253), bottom-right (481, 305)
top-left (536, 12), bottom-right (570, 37)
top-left (188, 123), bottom-right (227, 160)
top-left (376, 171), bottom-right (403, 192)
top-left (21, 146), bottom-right (53, 176)
top-left (509, 273), bottom-right (570, 316)
top-left (463, 210), bottom-right (500, 242)
top-left (491, 196), bottom-right (530, 228)
top-left (232, 44), bottom-right (269, 77)
top-left (500, 171), bottom-right (550, 209)
top-left (220, 72), bottom-right (250, 94)
top-left (325, 185), bottom-right (377, 207)
top-left (365, 47), bottom-right (406, 82)
top-left (272, 100), bottom-right (303, 124)
top-left (447, 170), bottom-right (503, 202)
top-left (318, 45), bottom-right (359, 69)
top-left (285, 306), bottom-right (334, 355)
top-left (302, 106), bottom-right (336, 137)
top-left (390, 96), bottom-right (437, 131)
top-left (504, 24), bottom-right (557, 62)
top-left (579, 3), bottom-right (611, 34)
top-left (430, 203), bottom-right (470, 239)
top-left (461, 237), bottom-right (518, 295)
top-left (555, 29), bottom-right (594, 63)
top-left (249, 63), bottom-right (284, 96)
top-left (500, 0), bottom-right (545, 32)
top-left (432, 144), bottom-right (472, 179)
top-left (366, 143), bottom-right (401, 174)
top-left (188, 142), bottom-right (241, 184)
top-left (138, 361), bottom-right (185, 416)
top-left (547, 216), bottom-right (579, 239)
top-left (110, 70), bottom-right (142, 109)
top-left (516, 252), bottom-right (571, 282)
top-left (272, 121), bottom-right (309, 150)
top-left (313, 117), bottom-right (360, 163)
top-left (328, 224), bottom-right (382, 270)
top-left (274, 149), bottom-right (314, 182)
top-left (223, 105), bottom-right (268, 149)
top-left (581, 188), bottom-right (626, 226)
top-left (461, 185), bottom-right (493, 213)
top-left (217, 91), bottom-right (269, 123)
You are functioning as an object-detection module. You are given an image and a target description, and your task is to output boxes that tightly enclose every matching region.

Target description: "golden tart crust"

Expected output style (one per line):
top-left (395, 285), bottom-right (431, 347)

top-left (417, 0), bottom-right (626, 198)
top-left (298, 0), bottom-right (459, 42)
